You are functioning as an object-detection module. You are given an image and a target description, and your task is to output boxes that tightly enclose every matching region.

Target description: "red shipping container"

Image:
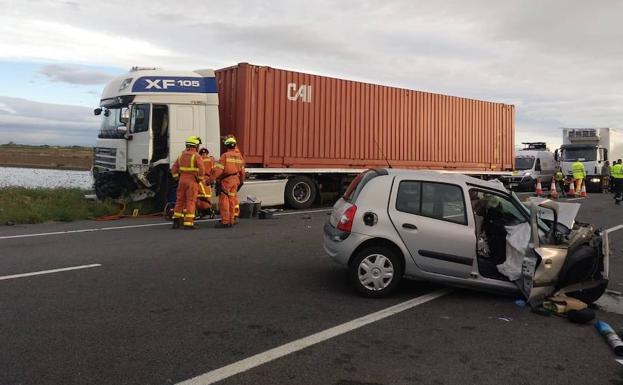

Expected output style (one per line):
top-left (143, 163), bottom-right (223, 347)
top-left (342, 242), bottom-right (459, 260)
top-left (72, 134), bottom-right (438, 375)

top-left (216, 63), bottom-right (514, 171)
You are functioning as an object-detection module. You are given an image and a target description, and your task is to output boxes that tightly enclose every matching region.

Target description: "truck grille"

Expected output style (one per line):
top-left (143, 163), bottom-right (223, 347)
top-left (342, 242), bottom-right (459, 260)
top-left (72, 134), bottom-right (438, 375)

top-left (94, 147), bottom-right (117, 170)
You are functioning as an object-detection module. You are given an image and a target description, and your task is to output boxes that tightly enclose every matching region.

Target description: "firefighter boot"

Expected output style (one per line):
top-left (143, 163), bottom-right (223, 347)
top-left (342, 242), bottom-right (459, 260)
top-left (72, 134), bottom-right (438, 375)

top-left (172, 218), bottom-right (181, 229)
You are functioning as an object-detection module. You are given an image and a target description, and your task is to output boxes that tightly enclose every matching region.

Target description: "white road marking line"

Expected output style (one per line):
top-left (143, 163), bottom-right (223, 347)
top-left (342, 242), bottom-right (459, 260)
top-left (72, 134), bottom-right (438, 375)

top-left (176, 288), bottom-right (452, 385)
top-left (0, 264), bottom-right (101, 281)
top-left (0, 209), bottom-right (332, 241)
top-left (563, 198), bottom-right (584, 201)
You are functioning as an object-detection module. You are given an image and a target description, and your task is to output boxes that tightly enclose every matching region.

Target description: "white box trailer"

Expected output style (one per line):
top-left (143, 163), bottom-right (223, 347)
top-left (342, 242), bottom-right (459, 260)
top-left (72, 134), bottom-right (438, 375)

top-left (558, 128), bottom-right (623, 191)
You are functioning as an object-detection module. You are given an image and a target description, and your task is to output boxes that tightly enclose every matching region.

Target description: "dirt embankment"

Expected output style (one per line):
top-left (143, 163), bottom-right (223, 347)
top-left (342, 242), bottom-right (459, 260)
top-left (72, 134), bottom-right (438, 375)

top-left (0, 145), bottom-right (93, 170)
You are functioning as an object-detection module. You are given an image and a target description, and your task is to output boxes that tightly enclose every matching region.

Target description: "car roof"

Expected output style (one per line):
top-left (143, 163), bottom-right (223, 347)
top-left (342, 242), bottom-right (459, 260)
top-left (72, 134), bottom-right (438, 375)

top-left (379, 168), bottom-right (508, 193)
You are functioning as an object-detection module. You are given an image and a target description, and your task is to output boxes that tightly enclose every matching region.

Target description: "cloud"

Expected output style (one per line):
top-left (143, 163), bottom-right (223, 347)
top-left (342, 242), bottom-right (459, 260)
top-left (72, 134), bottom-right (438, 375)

top-left (0, 0), bottom-right (622, 149)
top-left (0, 102), bottom-right (17, 114)
top-left (0, 18), bottom-right (175, 68)
top-left (0, 96), bottom-right (98, 145)
top-left (39, 64), bottom-right (115, 85)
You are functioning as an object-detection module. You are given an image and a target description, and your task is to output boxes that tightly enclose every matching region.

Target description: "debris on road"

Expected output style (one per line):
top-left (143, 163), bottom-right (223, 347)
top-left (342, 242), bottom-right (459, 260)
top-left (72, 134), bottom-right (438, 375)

top-left (258, 209), bottom-right (277, 219)
top-left (595, 320), bottom-right (623, 356)
top-left (567, 309), bottom-right (595, 324)
top-left (497, 317), bottom-right (513, 322)
top-left (542, 295), bottom-right (587, 314)
top-left (531, 307), bottom-right (552, 317)
top-left (515, 299), bottom-right (526, 308)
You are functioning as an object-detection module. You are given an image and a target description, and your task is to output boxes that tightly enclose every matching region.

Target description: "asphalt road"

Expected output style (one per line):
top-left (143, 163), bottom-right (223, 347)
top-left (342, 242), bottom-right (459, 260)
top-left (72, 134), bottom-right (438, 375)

top-left (1, 195), bottom-right (623, 385)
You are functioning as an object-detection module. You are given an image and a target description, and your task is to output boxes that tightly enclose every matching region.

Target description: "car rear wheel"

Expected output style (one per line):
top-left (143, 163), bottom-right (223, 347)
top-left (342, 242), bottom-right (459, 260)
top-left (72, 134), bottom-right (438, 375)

top-left (349, 246), bottom-right (403, 298)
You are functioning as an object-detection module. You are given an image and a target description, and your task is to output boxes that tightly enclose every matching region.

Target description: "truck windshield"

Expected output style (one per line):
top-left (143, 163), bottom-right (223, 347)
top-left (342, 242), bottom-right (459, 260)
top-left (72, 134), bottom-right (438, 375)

top-left (515, 157), bottom-right (535, 170)
top-left (98, 108), bottom-right (126, 139)
top-left (562, 148), bottom-right (596, 161)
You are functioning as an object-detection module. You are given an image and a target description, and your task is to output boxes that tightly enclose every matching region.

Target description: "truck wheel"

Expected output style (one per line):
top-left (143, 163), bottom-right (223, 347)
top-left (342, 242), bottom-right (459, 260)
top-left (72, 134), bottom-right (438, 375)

top-left (349, 246), bottom-right (404, 298)
top-left (94, 172), bottom-right (126, 200)
top-left (285, 176), bottom-right (317, 209)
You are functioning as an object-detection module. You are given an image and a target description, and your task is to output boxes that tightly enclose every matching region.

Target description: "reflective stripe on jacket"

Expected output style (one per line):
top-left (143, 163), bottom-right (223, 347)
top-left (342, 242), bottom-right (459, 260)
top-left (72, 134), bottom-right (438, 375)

top-left (171, 149), bottom-right (205, 178)
top-left (213, 148), bottom-right (245, 182)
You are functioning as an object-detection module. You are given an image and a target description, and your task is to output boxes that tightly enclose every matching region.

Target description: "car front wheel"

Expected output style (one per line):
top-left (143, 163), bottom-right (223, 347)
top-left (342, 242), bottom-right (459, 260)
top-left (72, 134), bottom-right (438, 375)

top-left (349, 246), bottom-right (403, 298)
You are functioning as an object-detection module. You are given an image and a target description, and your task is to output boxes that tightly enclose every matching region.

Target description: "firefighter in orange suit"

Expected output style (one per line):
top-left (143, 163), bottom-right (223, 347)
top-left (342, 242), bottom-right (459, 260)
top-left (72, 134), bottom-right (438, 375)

top-left (196, 147), bottom-right (215, 214)
top-left (171, 136), bottom-right (205, 229)
top-left (212, 136), bottom-right (245, 228)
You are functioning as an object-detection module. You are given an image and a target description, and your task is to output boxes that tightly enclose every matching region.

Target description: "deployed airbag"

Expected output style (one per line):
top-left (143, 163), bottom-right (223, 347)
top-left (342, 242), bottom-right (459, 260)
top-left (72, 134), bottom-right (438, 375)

top-left (497, 222), bottom-right (531, 281)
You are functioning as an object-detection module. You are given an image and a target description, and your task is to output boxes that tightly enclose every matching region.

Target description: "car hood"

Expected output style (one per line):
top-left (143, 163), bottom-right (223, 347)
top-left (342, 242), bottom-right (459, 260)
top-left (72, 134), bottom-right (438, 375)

top-left (526, 197), bottom-right (581, 230)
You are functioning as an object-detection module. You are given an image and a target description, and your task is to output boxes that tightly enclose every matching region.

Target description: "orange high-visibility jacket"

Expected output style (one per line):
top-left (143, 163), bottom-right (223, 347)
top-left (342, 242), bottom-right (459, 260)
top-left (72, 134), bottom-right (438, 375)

top-left (213, 148), bottom-right (245, 182)
top-left (171, 148), bottom-right (205, 180)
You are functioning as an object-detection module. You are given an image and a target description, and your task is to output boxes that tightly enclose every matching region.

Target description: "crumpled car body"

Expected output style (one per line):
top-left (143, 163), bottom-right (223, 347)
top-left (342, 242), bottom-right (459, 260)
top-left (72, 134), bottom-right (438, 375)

top-left (324, 168), bottom-right (613, 303)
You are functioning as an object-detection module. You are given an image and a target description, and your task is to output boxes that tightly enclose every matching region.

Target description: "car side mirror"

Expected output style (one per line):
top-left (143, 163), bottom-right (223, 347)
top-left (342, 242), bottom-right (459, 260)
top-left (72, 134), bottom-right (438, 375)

top-left (94, 107), bottom-right (102, 116)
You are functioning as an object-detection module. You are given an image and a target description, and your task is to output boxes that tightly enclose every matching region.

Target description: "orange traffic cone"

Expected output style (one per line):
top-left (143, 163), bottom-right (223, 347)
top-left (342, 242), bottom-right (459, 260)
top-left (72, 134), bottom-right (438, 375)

top-left (580, 181), bottom-right (588, 198)
top-left (549, 179), bottom-right (558, 199)
top-left (534, 178), bottom-right (543, 197)
top-left (568, 179), bottom-right (576, 197)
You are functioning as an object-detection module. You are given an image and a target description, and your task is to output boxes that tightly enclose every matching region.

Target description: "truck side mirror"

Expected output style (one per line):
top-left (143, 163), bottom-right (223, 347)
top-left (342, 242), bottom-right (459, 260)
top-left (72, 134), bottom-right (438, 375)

top-left (120, 107), bottom-right (130, 124)
top-left (94, 108), bottom-right (102, 116)
top-left (535, 163), bottom-right (542, 172)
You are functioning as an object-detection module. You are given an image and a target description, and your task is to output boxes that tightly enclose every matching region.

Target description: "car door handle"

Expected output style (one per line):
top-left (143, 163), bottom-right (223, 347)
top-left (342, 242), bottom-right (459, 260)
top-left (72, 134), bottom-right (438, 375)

top-left (402, 223), bottom-right (417, 230)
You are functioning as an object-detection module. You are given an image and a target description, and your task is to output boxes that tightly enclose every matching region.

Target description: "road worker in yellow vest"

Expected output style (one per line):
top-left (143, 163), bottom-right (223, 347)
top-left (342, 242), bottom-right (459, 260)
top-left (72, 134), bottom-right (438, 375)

top-left (571, 159), bottom-right (586, 197)
top-left (612, 159), bottom-right (623, 205)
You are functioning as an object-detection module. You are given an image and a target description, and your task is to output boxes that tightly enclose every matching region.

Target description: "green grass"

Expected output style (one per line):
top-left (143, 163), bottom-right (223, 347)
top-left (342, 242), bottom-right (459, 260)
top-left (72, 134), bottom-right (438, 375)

top-left (0, 187), bottom-right (119, 224)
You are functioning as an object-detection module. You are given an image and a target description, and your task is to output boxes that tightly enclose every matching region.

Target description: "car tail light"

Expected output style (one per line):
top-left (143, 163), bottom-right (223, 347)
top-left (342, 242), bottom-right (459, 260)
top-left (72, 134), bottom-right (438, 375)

top-left (337, 204), bottom-right (357, 232)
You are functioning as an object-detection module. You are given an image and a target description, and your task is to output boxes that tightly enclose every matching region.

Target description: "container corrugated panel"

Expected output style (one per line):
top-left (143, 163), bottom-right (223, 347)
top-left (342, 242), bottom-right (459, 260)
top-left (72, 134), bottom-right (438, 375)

top-left (216, 63), bottom-right (514, 170)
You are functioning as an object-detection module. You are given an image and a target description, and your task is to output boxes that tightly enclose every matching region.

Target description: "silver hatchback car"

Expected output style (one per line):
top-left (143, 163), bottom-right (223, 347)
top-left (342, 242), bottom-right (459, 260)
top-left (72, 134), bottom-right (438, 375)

top-left (324, 168), bottom-right (610, 305)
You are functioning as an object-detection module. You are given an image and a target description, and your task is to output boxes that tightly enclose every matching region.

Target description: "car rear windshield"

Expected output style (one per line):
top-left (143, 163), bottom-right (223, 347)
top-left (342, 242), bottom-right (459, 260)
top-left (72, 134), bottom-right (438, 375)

top-left (343, 169), bottom-right (384, 203)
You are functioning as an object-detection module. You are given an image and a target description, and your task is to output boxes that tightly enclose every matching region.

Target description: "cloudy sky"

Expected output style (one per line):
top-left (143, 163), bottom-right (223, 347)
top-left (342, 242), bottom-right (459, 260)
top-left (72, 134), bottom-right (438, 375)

top-left (0, 0), bottom-right (622, 148)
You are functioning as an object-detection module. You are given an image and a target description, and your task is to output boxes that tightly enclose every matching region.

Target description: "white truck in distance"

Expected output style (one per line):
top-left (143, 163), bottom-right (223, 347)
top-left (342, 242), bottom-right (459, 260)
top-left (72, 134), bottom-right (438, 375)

top-left (558, 128), bottom-right (623, 191)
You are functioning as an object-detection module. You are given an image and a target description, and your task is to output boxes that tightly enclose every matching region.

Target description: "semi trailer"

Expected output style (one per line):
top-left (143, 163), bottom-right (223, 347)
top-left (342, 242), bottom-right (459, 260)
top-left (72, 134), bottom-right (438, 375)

top-left (557, 128), bottom-right (623, 192)
top-left (92, 63), bottom-right (515, 209)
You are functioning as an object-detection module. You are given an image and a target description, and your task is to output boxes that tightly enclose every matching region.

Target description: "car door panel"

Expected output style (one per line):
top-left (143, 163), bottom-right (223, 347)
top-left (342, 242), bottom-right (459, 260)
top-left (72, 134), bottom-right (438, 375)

top-left (388, 179), bottom-right (476, 278)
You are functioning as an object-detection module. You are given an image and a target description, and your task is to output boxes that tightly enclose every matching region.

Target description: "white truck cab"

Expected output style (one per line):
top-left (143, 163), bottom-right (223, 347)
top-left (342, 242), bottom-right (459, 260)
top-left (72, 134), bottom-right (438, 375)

top-left (557, 128), bottom-right (623, 191)
top-left (93, 68), bottom-right (221, 202)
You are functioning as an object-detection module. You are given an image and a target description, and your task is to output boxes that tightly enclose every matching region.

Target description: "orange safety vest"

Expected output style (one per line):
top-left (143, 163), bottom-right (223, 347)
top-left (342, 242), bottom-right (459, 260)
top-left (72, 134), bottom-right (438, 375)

top-left (171, 149), bottom-right (205, 179)
top-left (198, 155), bottom-right (215, 198)
top-left (214, 148), bottom-right (245, 182)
